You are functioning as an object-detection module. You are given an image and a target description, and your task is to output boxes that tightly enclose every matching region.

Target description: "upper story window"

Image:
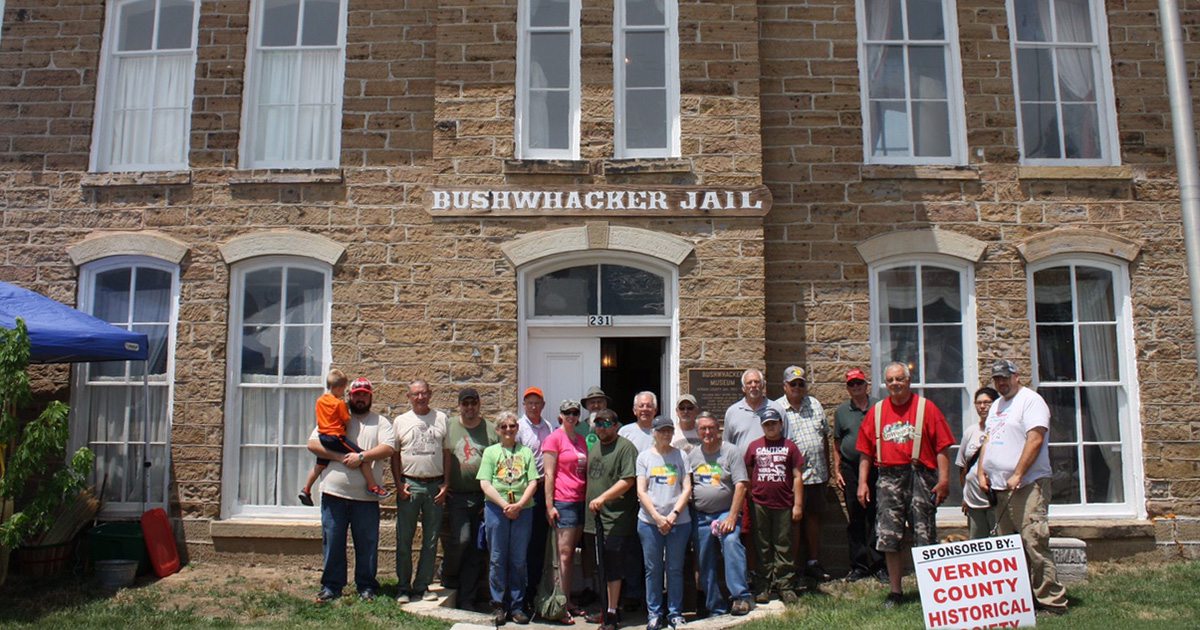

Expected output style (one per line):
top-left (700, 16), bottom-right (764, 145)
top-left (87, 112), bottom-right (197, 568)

top-left (516, 0), bottom-right (581, 159)
top-left (1008, 0), bottom-right (1118, 164)
top-left (91, 0), bottom-right (199, 172)
top-left (856, 0), bottom-right (967, 164)
top-left (1028, 257), bottom-right (1138, 515)
top-left (71, 258), bottom-right (179, 516)
top-left (613, 0), bottom-right (680, 158)
top-left (240, 0), bottom-right (346, 169)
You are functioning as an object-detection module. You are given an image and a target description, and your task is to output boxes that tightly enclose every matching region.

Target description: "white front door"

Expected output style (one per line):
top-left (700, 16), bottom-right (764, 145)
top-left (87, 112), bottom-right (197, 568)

top-left (527, 336), bottom-right (601, 409)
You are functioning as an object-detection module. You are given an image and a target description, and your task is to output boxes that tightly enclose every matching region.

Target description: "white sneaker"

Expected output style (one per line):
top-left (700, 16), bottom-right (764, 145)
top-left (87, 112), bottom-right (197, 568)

top-left (422, 590), bottom-right (439, 601)
top-left (396, 593), bottom-right (411, 604)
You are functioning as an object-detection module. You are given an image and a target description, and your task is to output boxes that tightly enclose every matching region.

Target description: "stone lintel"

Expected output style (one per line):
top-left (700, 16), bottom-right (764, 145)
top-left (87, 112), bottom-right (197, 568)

top-left (856, 228), bottom-right (987, 264)
top-left (1017, 228), bottom-right (1141, 263)
top-left (219, 230), bottom-right (346, 265)
top-left (501, 224), bottom-right (693, 267)
top-left (67, 231), bottom-right (190, 266)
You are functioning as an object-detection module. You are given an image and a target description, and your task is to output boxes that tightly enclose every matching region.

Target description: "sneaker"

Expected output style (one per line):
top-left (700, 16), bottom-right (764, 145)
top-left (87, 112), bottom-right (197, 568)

top-left (510, 609), bottom-right (531, 624)
top-left (298, 491), bottom-right (314, 506)
top-left (804, 562), bottom-right (831, 582)
top-left (753, 591), bottom-right (770, 604)
top-left (668, 615), bottom-right (686, 629)
top-left (422, 590), bottom-right (438, 601)
top-left (396, 592), bottom-right (411, 604)
top-left (780, 590), bottom-right (800, 605)
top-left (368, 485), bottom-right (393, 499)
top-left (646, 616), bottom-right (662, 630)
top-left (874, 568), bottom-right (890, 584)
top-left (314, 587), bottom-right (340, 603)
top-left (731, 598), bottom-right (752, 616)
top-left (883, 592), bottom-right (903, 609)
top-left (844, 568), bottom-right (871, 582)
top-left (359, 588), bottom-right (377, 602)
top-left (491, 602), bottom-right (507, 626)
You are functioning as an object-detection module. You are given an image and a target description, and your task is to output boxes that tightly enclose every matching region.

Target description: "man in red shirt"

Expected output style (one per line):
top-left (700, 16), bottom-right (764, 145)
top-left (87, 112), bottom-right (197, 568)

top-left (855, 362), bottom-right (954, 608)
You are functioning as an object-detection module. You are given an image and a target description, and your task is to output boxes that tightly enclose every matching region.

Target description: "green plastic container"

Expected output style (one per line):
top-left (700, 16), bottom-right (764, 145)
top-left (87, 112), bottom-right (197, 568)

top-left (88, 522), bottom-right (149, 574)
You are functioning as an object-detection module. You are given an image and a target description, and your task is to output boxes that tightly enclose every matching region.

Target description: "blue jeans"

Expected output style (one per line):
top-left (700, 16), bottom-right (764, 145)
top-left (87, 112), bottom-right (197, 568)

top-left (694, 510), bottom-right (751, 614)
top-left (484, 502), bottom-right (533, 610)
top-left (637, 519), bottom-right (690, 621)
top-left (320, 493), bottom-right (380, 595)
top-left (396, 478), bottom-right (443, 594)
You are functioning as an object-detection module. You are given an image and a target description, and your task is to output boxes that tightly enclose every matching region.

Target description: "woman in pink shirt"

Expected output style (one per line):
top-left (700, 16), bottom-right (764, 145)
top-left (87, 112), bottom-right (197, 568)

top-left (543, 399), bottom-right (589, 620)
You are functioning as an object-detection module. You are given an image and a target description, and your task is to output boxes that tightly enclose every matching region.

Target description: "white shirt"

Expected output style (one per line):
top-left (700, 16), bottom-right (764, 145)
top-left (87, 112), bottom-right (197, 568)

top-left (309, 411), bottom-right (395, 502)
top-left (517, 413), bottom-right (560, 474)
top-left (393, 408), bottom-right (448, 478)
top-left (956, 422), bottom-right (989, 508)
top-left (981, 387), bottom-right (1052, 489)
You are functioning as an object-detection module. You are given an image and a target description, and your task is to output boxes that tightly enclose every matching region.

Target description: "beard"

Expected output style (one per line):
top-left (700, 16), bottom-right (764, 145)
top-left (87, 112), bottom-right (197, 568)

top-left (348, 399), bottom-right (372, 415)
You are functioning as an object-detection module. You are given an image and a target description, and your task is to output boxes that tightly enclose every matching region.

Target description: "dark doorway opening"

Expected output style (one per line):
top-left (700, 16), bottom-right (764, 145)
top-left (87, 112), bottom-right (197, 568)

top-left (600, 337), bottom-right (664, 425)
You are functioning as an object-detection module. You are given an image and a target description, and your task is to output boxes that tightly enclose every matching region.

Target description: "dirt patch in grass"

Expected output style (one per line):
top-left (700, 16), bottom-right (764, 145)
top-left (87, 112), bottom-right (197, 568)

top-left (150, 560), bottom-right (324, 621)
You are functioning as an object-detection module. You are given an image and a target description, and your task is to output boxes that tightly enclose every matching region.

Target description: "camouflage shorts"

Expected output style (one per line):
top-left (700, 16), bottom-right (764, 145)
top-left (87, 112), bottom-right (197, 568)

top-left (875, 465), bottom-right (938, 552)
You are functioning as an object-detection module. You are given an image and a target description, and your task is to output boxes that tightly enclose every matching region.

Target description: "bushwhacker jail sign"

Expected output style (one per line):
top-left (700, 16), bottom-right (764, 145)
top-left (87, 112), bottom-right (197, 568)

top-left (912, 534), bottom-right (1036, 629)
top-left (427, 186), bottom-right (773, 217)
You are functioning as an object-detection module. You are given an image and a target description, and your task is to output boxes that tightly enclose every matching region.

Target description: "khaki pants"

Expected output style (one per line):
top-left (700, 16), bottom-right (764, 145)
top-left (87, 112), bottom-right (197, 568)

top-left (994, 479), bottom-right (1068, 610)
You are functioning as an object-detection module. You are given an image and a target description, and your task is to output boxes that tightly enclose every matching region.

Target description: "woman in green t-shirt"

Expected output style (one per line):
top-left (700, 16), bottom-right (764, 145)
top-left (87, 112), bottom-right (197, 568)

top-left (477, 411), bottom-right (541, 625)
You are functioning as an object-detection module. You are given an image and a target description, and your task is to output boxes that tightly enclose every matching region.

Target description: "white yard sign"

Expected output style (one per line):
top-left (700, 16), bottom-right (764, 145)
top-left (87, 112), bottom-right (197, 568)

top-left (912, 534), bottom-right (1036, 629)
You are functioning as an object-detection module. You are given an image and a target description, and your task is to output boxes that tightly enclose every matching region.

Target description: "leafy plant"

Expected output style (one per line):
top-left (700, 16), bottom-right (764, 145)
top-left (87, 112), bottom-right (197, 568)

top-left (0, 318), bottom-right (93, 548)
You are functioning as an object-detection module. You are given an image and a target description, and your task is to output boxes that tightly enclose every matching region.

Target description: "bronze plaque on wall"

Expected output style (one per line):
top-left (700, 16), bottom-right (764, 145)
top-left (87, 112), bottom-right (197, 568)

top-left (687, 369), bottom-right (744, 416)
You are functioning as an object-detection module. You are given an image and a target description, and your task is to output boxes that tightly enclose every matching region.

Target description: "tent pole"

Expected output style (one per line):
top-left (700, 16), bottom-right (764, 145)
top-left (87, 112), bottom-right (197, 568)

top-left (142, 365), bottom-right (150, 515)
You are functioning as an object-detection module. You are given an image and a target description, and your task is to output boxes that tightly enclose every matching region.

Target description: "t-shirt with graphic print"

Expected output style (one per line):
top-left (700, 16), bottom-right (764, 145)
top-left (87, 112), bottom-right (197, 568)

top-left (636, 447), bottom-right (692, 525)
top-left (854, 395), bottom-right (955, 470)
top-left (744, 436), bottom-right (803, 510)
top-left (477, 442), bottom-right (540, 508)
top-left (688, 442), bottom-right (748, 514)
top-left (444, 417), bottom-right (497, 493)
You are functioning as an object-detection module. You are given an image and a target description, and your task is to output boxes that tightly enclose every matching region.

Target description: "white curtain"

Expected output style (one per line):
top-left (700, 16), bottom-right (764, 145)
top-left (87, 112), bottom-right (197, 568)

top-left (106, 52), bottom-right (191, 169)
top-left (237, 383), bottom-right (321, 507)
top-left (254, 49), bottom-right (340, 165)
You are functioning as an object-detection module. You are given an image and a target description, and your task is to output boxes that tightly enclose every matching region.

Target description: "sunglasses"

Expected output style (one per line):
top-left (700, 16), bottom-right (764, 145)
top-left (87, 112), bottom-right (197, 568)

top-left (562, 409), bottom-right (581, 416)
top-left (677, 405), bottom-right (696, 411)
top-left (593, 419), bottom-right (617, 428)
top-left (498, 424), bottom-right (519, 430)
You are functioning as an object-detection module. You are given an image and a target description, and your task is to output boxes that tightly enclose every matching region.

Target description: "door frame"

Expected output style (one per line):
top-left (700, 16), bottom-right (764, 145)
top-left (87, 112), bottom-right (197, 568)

top-left (517, 252), bottom-right (680, 413)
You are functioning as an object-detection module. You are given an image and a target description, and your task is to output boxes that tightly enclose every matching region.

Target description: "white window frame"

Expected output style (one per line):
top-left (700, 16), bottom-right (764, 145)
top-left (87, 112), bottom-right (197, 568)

top-left (1026, 254), bottom-right (1144, 519)
top-left (612, 0), bottom-right (681, 159)
top-left (868, 255), bottom-right (979, 517)
top-left (515, 0), bottom-right (581, 160)
top-left (70, 256), bottom-right (180, 518)
top-left (90, 0), bottom-right (201, 172)
top-left (239, 0), bottom-right (348, 169)
top-left (854, 0), bottom-right (967, 165)
top-left (1006, 0), bottom-right (1120, 165)
top-left (221, 256), bottom-right (332, 519)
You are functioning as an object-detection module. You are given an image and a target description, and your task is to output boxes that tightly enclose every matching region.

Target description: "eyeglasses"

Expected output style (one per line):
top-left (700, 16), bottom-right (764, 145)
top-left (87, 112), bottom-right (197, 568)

top-left (498, 424), bottom-right (519, 431)
top-left (562, 409), bottom-right (581, 416)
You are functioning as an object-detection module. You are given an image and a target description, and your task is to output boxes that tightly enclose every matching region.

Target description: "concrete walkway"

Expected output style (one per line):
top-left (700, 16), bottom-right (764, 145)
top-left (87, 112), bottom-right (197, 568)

top-left (399, 586), bottom-right (786, 630)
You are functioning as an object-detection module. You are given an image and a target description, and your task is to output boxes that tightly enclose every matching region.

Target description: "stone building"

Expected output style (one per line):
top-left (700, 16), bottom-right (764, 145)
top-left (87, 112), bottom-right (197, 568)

top-left (0, 0), bottom-right (1197, 562)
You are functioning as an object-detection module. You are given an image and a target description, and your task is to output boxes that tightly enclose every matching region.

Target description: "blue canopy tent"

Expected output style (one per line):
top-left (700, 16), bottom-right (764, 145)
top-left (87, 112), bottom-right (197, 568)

top-left (0, 281), bottom-right (154, 509)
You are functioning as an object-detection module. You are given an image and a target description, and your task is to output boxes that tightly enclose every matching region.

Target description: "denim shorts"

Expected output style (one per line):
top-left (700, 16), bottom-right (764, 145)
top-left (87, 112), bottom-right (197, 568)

top-left (554, 500), bottom-right (584, 529)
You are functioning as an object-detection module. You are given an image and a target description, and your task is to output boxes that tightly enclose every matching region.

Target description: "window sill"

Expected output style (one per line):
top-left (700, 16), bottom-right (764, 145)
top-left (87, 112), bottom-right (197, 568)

top-left (860, 165), bottom-right (979, 180)
top-left (228, 169), bottom-right (345, 185)
top-left (80, 171), bottom-right (192, 187)
top-left (1017, 165), bottom-right (1133, 181)
top-left (602, 158), bottom-right (693, 176)
top-left (503, 159), bottom-right (591, 175)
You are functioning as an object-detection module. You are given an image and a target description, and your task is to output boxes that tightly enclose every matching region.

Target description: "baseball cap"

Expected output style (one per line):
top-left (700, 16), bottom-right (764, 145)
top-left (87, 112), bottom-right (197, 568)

top-left (760, 407), bottom-right (782, 424)
top-left (991, 360), bottom-right (1019, 377)
top-left (349, 378), bottom-right (373, 394)
top-left (677, 394), bottom-right (698, 408)
top-left (559, 399), bottom-right (581, 413)
top-left (845, 368), bottom-right (868, 383)
top-left (523, 386), bottom-right (545, 400)
top-left (783, 366), bottom-right (807, 383)
top-left (652, 415), bottom-right (675, 431)
top-left (458, 387), bottom-right (480, 403)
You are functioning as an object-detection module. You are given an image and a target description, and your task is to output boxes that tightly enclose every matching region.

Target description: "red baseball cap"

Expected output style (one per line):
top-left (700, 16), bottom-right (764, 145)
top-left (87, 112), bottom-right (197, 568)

top-left (845, 368), bottom-right (868, 383)
top-left (349, 377), bottom-right (374, 394)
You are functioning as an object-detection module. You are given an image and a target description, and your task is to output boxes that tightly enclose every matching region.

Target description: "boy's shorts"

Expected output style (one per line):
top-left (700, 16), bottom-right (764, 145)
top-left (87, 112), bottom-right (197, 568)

top-left (315, 433), bottom-right (363, 466)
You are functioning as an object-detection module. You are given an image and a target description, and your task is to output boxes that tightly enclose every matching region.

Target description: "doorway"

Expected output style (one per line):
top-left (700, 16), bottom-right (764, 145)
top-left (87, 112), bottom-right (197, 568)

top-left (601, 337), bottom-right (664, 423)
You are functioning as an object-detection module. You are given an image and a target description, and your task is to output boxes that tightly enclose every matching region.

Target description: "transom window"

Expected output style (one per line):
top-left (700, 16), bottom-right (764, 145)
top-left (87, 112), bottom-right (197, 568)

top-left (614, 0), bottom-right (680, 158)
top-left (532, 264), bottom-right (666, 317)
top-left (516, 0), bottom-right (580, 159)
top-left (241, 0), bottom-right (346, 169)
top-left (1008, 0), bottom-right (1118, 164)
top-left (92, 0), bottom-right (199, 172)
top-left (72, 259), bottom-right (178, 516)
top-left (1029, 259), bottom-right (1134, 511)
top-left (856, 0), bottom-right (966, 164)
top-left (224, 258), bottom-right (331, 516)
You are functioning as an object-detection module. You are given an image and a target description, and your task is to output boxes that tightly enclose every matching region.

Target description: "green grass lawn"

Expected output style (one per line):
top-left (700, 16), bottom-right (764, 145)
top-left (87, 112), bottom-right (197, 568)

top-left (1, 557), bottom-right (1198, 628)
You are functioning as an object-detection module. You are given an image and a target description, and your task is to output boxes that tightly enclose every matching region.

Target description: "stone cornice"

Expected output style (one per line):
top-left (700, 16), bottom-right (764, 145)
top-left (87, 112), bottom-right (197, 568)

top-left (1017, 228), bottom-right (1141, 263)
top-left (219, 230), bottom-right (346, 266)
top-left (856, 229), bottom-right (987, 264)
top-left (67, 231), bottom-right (190, 266)
top-left (500, 222), bottom-right (694, 267)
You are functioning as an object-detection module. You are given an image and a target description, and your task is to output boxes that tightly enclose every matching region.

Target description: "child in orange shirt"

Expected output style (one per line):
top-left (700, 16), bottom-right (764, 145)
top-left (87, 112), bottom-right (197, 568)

top-left (299, 370), bottom-right (390, 505)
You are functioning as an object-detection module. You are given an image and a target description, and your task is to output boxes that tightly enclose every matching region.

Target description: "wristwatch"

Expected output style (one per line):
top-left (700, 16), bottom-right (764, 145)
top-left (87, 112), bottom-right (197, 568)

top-left (357, 453), bottom-right (366, 464)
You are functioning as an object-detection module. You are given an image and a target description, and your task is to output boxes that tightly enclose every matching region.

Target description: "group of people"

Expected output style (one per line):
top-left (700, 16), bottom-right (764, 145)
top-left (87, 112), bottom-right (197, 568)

top-left (303, 358), bottom-right (1068, 630)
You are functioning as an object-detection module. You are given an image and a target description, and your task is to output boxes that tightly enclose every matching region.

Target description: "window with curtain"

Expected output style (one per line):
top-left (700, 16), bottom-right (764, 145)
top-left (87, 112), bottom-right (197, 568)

top-left (241, 0), bottom-right (346, 169)
top-left (71, 259), bottom-right (178, 515)
top-left (856, 0), bottom-right (965, 164)
top-left (1030, 260), bottom-right (1132, 510)
top-left (872, 260), bottom-right (976, 506)
top-left (517, 0), bottom-right (580, 159)
top-left (1009, 0), bottom-right (1117, 163)
top-left (226, 259), bottom-right (330, 515)
top-left (614, 0), bottom-right (679, 158)
top-left (92, 0), bottom-right (198, 172)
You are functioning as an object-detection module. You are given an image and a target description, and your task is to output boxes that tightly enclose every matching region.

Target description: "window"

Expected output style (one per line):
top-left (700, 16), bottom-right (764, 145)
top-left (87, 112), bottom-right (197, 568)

top-left (240, 0), bottom-right (346, 169)
top-left (516, 0), bottom-right (580, 159)
top-left (870, 258), bottom-right (978, 505)
top-left (91, 0), bottom-right (199, 172)
top-left (532, 263), bottom-right (667, 317)
top-left (71, 258), bottom-right (178, 516)
top-left (1028, 258), bottom-right (1138, 515)
top-left (614, 0), bottom-right (680, 158)
top-left (223, 258), bottom-right (331, 516)
top-left (1008, 0), bottom-right (1118, 164)
top-left (856, 0), bottom-right (966, 164)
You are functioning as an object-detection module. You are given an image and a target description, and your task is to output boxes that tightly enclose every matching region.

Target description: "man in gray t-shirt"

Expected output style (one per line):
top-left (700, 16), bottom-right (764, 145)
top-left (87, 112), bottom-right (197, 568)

top-left (688, 413), bottom-right (752, 616)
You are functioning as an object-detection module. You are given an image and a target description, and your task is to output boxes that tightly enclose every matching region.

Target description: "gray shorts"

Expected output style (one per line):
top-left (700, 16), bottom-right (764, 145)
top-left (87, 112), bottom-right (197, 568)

top-left (875, 465), bottom-right (937, 552)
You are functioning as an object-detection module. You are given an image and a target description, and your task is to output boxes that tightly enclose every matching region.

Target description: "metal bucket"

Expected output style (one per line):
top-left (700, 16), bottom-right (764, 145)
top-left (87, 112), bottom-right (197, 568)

top-left (95, 559), bottom-right (138, 589)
